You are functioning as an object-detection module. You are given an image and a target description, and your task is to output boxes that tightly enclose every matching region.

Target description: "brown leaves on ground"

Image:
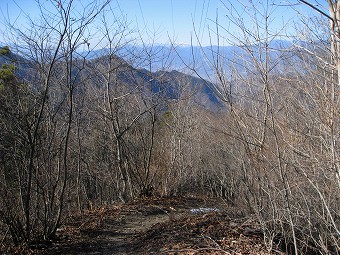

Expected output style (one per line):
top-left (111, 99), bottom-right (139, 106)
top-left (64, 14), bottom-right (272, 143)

top-left (0, 196), bottom-right (284, 255)
top-left (133, 210), bottom-right (281, 254)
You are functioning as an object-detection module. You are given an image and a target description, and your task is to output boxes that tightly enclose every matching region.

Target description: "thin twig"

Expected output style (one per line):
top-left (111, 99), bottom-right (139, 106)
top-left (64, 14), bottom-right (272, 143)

top-left (0, 227), bottom-right (9, 246)
top-left (161, 247), bottom-right (231, 254)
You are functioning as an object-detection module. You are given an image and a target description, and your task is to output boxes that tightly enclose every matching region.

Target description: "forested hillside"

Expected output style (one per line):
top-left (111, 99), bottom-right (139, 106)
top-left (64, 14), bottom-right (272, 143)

top-left (0, 0), bottom-right (338, 254)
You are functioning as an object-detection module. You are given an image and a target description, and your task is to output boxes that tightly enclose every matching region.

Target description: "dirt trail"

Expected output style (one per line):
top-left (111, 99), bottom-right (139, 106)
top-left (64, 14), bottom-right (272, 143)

top-left (45, 196), bottom-right (225, 255)
top-left (8, 196), bottom-right (281, 254)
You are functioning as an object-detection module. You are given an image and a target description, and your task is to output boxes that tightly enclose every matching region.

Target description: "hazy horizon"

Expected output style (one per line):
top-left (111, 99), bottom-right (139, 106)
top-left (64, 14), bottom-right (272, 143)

top-left (0, 0), bottom-right (322, 47)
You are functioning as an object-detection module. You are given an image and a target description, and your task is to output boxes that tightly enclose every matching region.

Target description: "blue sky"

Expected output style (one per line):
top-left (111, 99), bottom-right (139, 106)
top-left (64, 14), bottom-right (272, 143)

top-left (0, 0), bottom-right (326, 46)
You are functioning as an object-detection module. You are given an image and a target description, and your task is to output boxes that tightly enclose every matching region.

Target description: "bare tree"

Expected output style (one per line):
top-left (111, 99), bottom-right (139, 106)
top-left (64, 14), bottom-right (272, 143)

top-left (0, 0), bottom-right (109, 243)
top-left (191, 0), bottom-right (339, 253)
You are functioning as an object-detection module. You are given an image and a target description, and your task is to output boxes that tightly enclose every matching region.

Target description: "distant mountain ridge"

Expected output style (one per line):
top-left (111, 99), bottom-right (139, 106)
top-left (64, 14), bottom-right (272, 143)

top-left (0, 46), bottom-right (224, 111)
top-left (1, 39), bottom-right (297, 112)
top-left (83, 40), bottom-right (294, 79)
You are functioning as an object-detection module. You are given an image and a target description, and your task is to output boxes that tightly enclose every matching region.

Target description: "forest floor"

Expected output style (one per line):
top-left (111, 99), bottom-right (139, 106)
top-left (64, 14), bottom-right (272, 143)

top-left (1, 196), bottom-right (286, 255)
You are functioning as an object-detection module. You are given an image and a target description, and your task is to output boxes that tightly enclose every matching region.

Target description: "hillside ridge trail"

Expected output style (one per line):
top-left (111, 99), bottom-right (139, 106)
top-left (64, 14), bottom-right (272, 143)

top-left (46, 196), bottom-right (227, 255)
top-left (18, 196), bottom-right (280, 254)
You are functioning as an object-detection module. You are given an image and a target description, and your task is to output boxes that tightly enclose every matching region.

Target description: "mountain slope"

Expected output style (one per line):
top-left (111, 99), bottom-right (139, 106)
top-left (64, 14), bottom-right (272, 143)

top-left (1, 46), bottom-right (224, 111)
